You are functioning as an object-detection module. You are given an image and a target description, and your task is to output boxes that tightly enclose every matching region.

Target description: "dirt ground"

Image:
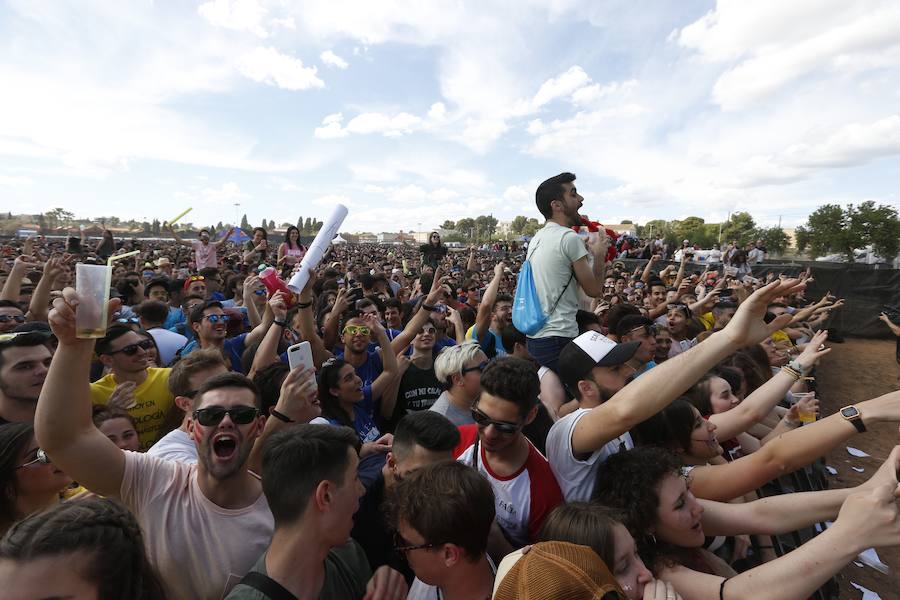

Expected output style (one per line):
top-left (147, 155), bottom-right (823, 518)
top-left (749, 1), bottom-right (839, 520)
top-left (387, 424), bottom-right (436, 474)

top-left (815, 338), bottom-right (900, 599)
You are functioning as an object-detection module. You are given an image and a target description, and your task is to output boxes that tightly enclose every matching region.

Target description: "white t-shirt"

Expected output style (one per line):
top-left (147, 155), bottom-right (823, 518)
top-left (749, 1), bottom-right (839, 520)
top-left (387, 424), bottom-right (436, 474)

top-left (546, 408), bottom-right (634, 502)
top-left (147, 327), bottom-right (188, 367)
top-left (527, 222), bottom-right (588, 339)
top-left (407, 555), bottom-right (497, 600)
top-left (191, 239), bottom-right (218, 269)
top-left (120, 451), bottom-right (274, 599)
top-left (147, 428), bottom-right (197, 464)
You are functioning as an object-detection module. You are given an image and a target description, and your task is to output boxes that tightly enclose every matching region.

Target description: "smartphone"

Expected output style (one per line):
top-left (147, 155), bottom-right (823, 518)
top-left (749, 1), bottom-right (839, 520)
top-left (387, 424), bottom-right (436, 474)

top-left (287, 341), bottom-right (314, 372)
top-left (719, 289), bottom-right (733, 299)
top-left (348, 287), bottom-right (364, 303)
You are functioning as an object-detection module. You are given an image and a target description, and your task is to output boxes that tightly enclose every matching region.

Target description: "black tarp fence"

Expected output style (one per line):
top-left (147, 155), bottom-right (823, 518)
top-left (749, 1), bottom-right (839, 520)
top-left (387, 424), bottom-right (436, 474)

top-left (615, 259), bottom-right (900, 339)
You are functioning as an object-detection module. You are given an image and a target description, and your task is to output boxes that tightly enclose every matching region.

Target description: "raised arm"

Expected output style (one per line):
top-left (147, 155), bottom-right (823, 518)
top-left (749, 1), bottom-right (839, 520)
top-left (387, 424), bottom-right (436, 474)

top-left (241, 275), bottom-right (262, 327)
top-left (321, 288), bottom-right (349, 351)
top-left (248, 292), bottom-right (289, 378)
top-left (640, 254), bottom-right (660, 283)
top-left (35, 290), bottom-right (125, 498)
top-left (570, 279), bottom-right (805, 455)
top-left (688, 389), bottom-right (900, 501)
top-left (213, 226), bottom-right (234, 248)
top-left (0, 255), bottom-right (36, 302)
top-left (472, 262), bottom-right (505, 341)
top-left (243, 299), bottom-right (274, 349)
top-left (295, 271), bottom-right (334, 368)
top-left (27, 255), bottom-right (68, 322)
top-left (365, 315), bottom-right (399, 417)
top-left (672, 253), bottom-right (688, 290)
top-left (709, 331), bottom-right (829, 440)
top-left (164, 222), bottom-right (192, 247)
top-left (390, 268), bottom-right (445, 355)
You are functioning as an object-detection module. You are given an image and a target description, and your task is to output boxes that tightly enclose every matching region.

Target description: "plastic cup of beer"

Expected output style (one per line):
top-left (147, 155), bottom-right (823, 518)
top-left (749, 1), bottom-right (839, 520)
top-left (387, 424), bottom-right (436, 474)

top-left (75, 263), bottom-right (112, 339)
top-left (794, 392), bottom-right (817, 423)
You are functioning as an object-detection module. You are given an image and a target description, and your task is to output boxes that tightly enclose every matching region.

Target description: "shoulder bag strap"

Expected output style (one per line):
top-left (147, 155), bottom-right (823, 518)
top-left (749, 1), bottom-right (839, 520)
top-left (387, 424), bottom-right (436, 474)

top-left (238, 571), bottom-right (299, 600)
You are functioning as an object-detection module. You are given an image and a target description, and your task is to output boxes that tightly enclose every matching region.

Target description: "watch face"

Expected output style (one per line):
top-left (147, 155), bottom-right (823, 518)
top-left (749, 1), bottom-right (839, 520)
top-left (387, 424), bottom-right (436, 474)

top-left (841, 407), bottom-right (860, 419)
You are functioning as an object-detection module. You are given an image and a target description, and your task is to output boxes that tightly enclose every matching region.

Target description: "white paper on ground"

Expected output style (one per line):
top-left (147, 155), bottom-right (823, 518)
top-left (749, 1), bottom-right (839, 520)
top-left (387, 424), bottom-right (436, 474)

top-left (850, 582), bottom-right (882, 599)
top-left (852, 466), bottom-right (865, 473)
top-left (826, 466), bottom-right (838, 475)
top-left (853, 561), bottom-right (864, 568)
top-left (858, 548), bottom-right (890, 574)
top-left (847, 446), bottom-right (870, 458)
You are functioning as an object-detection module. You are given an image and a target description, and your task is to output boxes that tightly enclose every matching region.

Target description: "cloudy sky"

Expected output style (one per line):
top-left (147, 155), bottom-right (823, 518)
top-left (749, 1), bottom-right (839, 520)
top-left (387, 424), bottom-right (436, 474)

top-left (1, 0), bottom-right (899, 233)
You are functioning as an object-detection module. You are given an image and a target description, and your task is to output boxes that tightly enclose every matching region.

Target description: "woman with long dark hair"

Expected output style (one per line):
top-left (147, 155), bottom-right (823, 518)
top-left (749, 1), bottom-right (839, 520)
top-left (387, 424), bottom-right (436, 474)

top-left (0, 423), bottom-right (72, 536)
top-left (591, 445), bottom-right (900, 600)
top-left (420, 231), bottom-right (447, 271)
top-left (277, 225), bottom-right (306, 277)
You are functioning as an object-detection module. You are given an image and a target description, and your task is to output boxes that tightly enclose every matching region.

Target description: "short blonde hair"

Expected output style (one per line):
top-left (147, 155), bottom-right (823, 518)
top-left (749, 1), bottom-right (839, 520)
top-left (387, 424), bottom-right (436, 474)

top-left (434, 342), bottom-right (485, 387)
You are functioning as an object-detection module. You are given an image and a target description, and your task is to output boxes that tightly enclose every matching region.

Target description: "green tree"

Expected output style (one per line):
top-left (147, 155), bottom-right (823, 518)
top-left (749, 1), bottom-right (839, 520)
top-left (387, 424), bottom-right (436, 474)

top-left (313, 220), bottom-right (323, 232)
top-left (151, 219), bottom-right (161, 235)
top-left (304, 217), bottom-right (312, 234)
top-left (36, 214), bottom-right (46, 231)
top-left (673, 217), bottom-right (707, 246)
top-left (754, 226), bottom-right (789, 255)
top-left (440, 220), bottom-right (456, 231)
top-left (521, 218), bottom-right (541, 237)
top-left (297, 216), bottom-right (304, 231)
top-left (456, 218), bottom-right (475, 239)
top-left (509, 216), bottom-right (529, 234)
top-left (848, 201), bottom-right (900, 262)
top-left (620, 219), bottom-right (633, 224)
top-left (240, 214), bottom-right (249, 230)
top-left (795, 204), bottom-right (848, 259)
top-left (721, 212), bottom-right (757, 246)
top-left (474, 215), bottom-right (498, 239)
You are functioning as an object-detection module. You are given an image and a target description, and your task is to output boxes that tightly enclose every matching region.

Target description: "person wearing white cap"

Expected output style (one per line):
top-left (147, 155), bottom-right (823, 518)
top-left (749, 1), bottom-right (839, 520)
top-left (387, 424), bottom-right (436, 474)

top-left (546, 278), bottom-right (811, 502)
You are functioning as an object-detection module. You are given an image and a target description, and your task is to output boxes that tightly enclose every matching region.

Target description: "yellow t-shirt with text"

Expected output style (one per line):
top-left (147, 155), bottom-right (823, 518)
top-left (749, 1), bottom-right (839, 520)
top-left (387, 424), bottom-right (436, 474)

top-left (90, 368), bottom-right (174, 451)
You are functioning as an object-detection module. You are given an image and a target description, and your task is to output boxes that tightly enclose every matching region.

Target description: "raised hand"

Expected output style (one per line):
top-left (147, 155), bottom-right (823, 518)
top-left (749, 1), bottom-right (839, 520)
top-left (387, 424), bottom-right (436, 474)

top-left (795, 330), bottom-right (830, 371)
top-left (720, 279), bottom-right (806, 348)
top-left (48, 288), bottom-right (122, 346)
top-left (275, 367), bottom-right (320, 424)
top-left (107, 381), bottom-right (138, 410)
top-left (268, 291), bottom-right (288, 322)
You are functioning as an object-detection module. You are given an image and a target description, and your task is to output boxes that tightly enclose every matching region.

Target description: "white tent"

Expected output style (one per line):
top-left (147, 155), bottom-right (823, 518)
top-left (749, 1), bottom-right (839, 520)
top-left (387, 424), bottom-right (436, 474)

top-left (332, 234), bottom-right (348, 244)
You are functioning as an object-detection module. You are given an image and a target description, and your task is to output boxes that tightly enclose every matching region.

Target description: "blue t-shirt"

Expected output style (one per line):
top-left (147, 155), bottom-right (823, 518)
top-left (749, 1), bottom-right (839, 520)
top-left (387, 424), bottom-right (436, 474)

top-left (325, 386), bottom-right (381, 443)
top-left (334, 349), bottom-right (384, 389)
top-left (180, 333), bottom-right (247, 373)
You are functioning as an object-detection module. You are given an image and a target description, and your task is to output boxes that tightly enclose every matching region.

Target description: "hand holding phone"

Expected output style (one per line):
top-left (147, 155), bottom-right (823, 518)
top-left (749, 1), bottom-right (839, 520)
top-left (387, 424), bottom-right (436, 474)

top-left (287, 341), bottom-right (314, 372)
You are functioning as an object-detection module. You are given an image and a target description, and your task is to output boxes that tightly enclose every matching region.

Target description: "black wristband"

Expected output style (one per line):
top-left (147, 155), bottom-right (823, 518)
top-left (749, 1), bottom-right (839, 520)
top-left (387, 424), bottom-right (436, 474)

top-left (270, 409), bottom-right (295, 423)
top-left (297, 300), bottom-right (313, 309)
top-left (421, 303), bottom-right (436, 312)
top-left (273, 320), bottom-right (286, 328)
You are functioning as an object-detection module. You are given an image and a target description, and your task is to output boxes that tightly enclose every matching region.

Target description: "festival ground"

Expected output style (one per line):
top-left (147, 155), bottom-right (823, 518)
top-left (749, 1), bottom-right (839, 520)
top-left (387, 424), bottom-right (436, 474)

top-left (818, 338), bottom-right (900, 597)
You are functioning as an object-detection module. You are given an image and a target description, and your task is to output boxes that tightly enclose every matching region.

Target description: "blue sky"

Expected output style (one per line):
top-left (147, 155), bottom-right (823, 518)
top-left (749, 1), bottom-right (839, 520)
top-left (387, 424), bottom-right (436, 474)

top-left (1, 0), bottom-right (899, 233)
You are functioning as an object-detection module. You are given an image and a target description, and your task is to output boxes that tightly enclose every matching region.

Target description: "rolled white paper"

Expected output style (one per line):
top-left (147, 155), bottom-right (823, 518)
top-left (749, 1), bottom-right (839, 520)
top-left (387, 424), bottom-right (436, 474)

top-left (288, 204), bottom-right (348, 293)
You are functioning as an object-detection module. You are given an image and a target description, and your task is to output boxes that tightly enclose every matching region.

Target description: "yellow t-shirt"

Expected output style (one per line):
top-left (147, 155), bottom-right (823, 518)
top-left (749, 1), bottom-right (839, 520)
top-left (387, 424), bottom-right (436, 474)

top-left (771, 330), bottom-right (791, 344)
top-left (90, 368), bottom-right (174, 451)
top-left (698, 312), bottom-right (714, 331)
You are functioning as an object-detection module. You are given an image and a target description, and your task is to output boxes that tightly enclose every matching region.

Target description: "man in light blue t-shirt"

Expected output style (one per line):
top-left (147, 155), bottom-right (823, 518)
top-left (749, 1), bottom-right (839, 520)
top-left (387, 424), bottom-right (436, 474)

top-left (526, 172), bottom-right (610, 372)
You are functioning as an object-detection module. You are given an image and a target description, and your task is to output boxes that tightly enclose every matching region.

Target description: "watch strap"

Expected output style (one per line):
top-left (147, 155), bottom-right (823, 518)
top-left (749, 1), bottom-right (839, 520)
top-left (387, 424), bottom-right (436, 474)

top-left (841, 406), bottom-right (866, 433)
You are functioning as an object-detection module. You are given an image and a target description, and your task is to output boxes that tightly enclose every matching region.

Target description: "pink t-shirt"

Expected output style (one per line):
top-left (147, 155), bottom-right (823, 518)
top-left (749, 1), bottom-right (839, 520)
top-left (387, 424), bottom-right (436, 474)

top-left (120, 451), bottom-right (274, 599)
top-left (191, 240), bottom-right (218, 269)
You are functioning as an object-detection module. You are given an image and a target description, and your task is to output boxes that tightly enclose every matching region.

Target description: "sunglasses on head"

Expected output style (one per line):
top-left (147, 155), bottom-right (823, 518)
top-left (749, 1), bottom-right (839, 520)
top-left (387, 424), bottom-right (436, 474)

top-left (203, 314), bottom-right (230, 324)
top-left (192, 405), bottom-right (260, 427)
top-left (0, 315), bottom-right (26, 324)
top-left (188, 275), bottom-right (205, 282)
top-left (470, 408), bottom-right (521, 435)
top-left (253, 289), bottom-right (267, 296)
top-left (343, 325), bottom-right (371, 336)
top-left (15, 448), bottom-right (51, 469)
top-left (107, 338), bottom-right (154, 356)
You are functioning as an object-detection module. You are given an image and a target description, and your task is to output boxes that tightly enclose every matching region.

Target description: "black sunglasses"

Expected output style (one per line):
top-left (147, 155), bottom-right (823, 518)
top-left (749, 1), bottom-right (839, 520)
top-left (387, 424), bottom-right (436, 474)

top-left (107, 338), bottom-right (154, 356)
top-left (193, 405), bottom-right (260, 427)
top-left (0, 315), bottom-right (26, 324)
top-left (461, 361), bottom-right (488, 375)
top-left (470, 408), bottom-right (521, 435)
top-left (394, 533), bottom-right (439, 557)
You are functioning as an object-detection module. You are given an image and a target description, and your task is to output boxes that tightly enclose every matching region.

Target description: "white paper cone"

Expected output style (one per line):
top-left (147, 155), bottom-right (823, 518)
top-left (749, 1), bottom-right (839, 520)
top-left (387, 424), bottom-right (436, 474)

top-left (288, 204), bottom-right (349, 292)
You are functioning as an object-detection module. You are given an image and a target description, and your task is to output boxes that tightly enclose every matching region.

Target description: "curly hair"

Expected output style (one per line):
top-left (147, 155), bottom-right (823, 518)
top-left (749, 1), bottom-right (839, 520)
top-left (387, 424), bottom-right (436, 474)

top-left (478, 356), bottom-right (539, 416)
top-left (0, 498), bottom-right (168, 599)
top-left (591, 446), bottom-right (685, 571)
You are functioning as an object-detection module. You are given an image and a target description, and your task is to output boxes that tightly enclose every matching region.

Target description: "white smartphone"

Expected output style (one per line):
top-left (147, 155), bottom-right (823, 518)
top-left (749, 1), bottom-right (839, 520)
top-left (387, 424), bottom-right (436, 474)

top-left (287, 341), bottom-right (314, 372)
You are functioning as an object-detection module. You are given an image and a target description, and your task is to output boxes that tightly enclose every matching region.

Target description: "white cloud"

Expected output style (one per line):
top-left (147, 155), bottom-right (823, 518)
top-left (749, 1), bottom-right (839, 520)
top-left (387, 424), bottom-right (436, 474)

top-left (236, 46), bottom-right (324, 90)
top-left (175, 181), bottom-right (249, 205)
top-left (320, 50), bottom-right (349, 69)
top-left (311, 194), bottom-right (366, 209)
top-left (529, 66), bottom-right (592, 110)
top-left (0, 174), bottom-right (33, 187)
top-left (314, 110), bottom-right (425, 138)
top-left (198, 0), bottom-right (269, 38)
top-left (271, 17), bottom-right (296, 30)
top-left (314, 113), bottom-right (349, 139)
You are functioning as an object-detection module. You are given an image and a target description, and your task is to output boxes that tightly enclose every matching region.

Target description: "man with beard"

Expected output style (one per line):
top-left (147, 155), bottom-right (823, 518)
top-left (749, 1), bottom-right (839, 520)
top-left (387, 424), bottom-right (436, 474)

top-left (526, 173), bottom-right (610, 372)
top-left (36, 288), bottom-right (274, 599)
top-left (90, 325), bottom-right (174, 450)
top-left (545, 331), bottom-right (641, 501)
top-left (0, 331), bottom-right (52, 424)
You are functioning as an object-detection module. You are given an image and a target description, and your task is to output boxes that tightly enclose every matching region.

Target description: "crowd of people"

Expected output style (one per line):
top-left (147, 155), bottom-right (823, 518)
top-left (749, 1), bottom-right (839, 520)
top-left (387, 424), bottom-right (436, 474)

top-left (0, 171), bottom-right (898, 600)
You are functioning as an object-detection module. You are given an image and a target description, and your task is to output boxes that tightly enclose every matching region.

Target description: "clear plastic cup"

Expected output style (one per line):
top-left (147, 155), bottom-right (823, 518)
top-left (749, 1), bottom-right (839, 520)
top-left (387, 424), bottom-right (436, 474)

top-left (794, 391), bottom-right (817, 423)
top-left (75, 263), bottom-right (112, 339)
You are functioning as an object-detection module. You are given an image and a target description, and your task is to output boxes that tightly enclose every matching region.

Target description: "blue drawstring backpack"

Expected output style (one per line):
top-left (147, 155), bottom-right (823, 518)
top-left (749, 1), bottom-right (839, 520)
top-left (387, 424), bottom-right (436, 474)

top-left (512, 239), bottom-right (574, 335)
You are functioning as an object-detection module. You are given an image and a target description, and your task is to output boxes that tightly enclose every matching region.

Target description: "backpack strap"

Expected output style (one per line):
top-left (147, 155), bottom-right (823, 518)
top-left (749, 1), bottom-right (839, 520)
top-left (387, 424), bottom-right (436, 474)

top-left (237, 571), bottom-right (298, 600)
